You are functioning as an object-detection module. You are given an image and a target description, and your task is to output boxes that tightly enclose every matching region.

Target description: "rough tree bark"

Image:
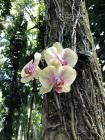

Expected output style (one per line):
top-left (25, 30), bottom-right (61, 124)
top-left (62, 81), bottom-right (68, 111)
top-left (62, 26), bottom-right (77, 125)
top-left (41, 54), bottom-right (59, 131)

top-left (41, 0), bottom-right (105, 140)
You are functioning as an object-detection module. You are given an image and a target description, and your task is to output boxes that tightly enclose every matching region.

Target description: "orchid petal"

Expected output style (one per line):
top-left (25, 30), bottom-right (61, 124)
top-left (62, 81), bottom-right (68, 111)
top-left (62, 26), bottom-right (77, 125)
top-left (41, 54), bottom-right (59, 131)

top-left (39, 85), bottom-right (53, 94)
top-left (49, 58), bottom-right (62, 67)
top-left (21, 60), bottom-right (34, 78)
top-left (39, 66), bottom-right (56, 88)
top-left (44, 47), bottom-right (58, 65)
top-left (34, 52), bottom-right (41, 65)
top-left (52, 42), bottom-right (63, 54)
top-left (21, 66), bottom-right (40, 83)
top-left (21, 76), bottom-right (34, 83)
top-left (63, 48), bottom-right (78, 67)
top-left (62, 83), bottom-right (71, 93)
top-left (59, 66), bottom-right (77, 85)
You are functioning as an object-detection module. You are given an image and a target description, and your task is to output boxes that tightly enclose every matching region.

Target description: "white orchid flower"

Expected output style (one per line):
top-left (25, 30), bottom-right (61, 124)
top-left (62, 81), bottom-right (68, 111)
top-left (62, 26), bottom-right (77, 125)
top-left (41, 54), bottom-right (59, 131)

top-left (44, 42), bottom-right (78, 67)
top-left (39, 65), bottom-right (76, 94)
top-left (21, 52), bottom-right (41, 83)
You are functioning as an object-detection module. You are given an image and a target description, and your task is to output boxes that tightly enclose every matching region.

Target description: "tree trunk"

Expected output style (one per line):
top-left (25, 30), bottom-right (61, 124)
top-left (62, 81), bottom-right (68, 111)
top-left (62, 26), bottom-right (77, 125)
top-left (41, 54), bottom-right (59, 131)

top-left (41, 0), bottom-right (105, 140)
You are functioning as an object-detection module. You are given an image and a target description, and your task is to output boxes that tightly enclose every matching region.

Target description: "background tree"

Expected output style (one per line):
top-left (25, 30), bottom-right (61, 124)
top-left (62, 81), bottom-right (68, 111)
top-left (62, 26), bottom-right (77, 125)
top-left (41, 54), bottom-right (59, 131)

top-left (0, 0), bottom-right (44, 139)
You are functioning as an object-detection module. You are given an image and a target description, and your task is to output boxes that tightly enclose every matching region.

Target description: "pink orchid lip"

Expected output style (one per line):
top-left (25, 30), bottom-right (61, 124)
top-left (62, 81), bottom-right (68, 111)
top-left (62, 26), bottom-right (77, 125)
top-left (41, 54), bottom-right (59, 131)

top-left (24, 63), bottom-right (36, 75)
top-left (54, 76), bottom-right (64, 93)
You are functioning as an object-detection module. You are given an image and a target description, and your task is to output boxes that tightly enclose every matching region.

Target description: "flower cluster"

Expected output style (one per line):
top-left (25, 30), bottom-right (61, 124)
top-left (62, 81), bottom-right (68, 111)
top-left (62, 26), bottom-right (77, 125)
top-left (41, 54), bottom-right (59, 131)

top-left (21, 42), bottom-right (78, 94)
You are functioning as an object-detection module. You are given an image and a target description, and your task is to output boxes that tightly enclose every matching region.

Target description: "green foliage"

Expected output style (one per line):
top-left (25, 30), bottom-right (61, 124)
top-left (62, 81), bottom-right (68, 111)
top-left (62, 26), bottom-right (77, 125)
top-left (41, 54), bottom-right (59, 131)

top-left (0, 0), bottom-right (11, 17)
top-left (0, 0), bottom-right (45, 139)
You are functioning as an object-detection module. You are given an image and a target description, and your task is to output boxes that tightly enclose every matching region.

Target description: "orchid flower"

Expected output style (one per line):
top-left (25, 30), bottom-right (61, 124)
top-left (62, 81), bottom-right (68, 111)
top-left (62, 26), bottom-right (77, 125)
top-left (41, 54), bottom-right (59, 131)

top-left (39, 65), bottom-right (76, 94)
top-left (44, 42), bottom-right (78, 67)
top-left (21, 52), bottom-right (41, 83)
